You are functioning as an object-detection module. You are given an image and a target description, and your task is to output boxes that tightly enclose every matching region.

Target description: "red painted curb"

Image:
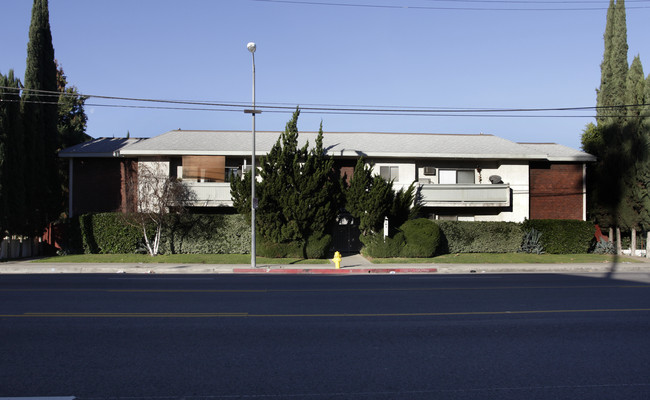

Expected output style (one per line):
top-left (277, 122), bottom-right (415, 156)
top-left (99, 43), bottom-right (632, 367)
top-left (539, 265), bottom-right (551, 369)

top-left (232, 268), bottom-right (438, 274)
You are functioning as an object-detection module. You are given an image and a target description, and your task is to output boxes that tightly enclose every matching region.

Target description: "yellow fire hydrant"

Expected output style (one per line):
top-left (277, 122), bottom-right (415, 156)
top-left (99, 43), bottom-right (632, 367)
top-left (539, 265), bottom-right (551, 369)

top-left (332, 251), bottom-right (342, 269)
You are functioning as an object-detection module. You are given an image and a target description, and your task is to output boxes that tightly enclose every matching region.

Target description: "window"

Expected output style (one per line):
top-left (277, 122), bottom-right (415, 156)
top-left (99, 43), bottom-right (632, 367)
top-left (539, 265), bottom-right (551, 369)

top-left (380, 166), bottom-right (399, 181)
top-left (439, 169), bottom-right (475, 184)
top-left (182, 156), bottom-right (225, 182)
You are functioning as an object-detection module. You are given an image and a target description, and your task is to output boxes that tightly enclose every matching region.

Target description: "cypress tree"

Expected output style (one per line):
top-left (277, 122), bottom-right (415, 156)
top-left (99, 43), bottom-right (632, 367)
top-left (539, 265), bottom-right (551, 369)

top-left (0, 71), bottom-right (27, 235)
top-left (596, 0), bottom-right (629, 122)
top-left (22, 0), bottom-right (61, 234)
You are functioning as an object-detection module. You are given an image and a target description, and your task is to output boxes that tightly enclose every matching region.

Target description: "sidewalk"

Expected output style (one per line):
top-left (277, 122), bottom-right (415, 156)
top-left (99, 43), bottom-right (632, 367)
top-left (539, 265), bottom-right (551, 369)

top-left (1, 254), bottom-right (649, 275)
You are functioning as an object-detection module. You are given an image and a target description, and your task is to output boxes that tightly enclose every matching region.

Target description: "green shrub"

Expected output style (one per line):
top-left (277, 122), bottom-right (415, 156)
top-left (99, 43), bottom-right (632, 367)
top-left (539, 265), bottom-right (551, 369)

top-left (79, 213), bottom-right (144, 254)
top-left (305, 234), bottom-right (332, 259)
top-left (257, 238), bottom-right (303, 258)
top-left (159, 214), bottom-right (250, 254)
top-left (436, 221), bottom-right (524, 253)
top-left (361, 232), bottom-right (405, 258)
top-left (399, 218), bottom-right (440, 258)
top-left (521, 219), bottom-right (595, 254)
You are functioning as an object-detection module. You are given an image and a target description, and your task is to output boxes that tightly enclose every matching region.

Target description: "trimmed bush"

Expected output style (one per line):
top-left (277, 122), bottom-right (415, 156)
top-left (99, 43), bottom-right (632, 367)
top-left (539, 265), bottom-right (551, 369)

top-left (79, 213), bottom-right (144, 254)
top-left (159, 214), bottom-right (250, 254)
top-left (305, 234), bottom-right (332, 259)
top-left (257, 238), bottom-right (303, 258)
top-left (522, 219), bottom-right (595, 254)
top-left (436, 221), bottom-right (524, 253)
top-left (361, 232), bottom-right (405, 258)
top-left (399, 218), bottom-right (440, 258)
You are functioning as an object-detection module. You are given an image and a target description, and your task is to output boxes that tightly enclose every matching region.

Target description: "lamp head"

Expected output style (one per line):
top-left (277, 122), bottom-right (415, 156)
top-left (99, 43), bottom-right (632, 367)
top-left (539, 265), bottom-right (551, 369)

top-left (247, 42), bottom-right (256, 53)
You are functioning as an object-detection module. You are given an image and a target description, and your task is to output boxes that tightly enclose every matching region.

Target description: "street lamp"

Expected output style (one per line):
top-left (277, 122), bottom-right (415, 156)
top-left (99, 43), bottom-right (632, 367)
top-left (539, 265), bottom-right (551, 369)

top-left (245, 42), bottom-right (261, 268)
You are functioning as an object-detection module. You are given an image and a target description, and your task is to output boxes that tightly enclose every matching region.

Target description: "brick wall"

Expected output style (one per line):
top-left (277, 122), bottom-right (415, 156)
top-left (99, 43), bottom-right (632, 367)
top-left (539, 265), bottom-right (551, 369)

top-left (529, 162), bottom-right (584, 220)
top-left (72, 158), bottom-right (136, 216)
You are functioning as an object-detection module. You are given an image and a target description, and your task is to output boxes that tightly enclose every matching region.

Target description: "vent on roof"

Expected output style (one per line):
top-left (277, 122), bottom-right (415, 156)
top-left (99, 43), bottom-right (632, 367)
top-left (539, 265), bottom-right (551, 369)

top-left (423, 167), bottom-right (436, 176)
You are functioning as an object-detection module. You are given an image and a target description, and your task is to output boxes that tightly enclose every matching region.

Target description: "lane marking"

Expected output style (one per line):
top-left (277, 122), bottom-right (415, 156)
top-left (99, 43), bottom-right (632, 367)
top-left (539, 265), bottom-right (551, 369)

top-left (2, 308), bottom-right (650, 318)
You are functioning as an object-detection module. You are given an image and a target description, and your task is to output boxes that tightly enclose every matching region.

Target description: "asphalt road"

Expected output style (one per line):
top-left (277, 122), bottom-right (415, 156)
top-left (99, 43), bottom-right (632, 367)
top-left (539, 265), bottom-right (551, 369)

top-left (1, 273), bottom-right (649, 399)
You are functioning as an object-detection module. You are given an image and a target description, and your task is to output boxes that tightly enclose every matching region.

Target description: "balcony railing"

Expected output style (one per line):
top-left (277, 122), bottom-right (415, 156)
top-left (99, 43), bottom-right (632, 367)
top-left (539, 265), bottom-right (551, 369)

top-left (181, 182), bottom-right (510, 209)
top-left (183, 182), bottom-right (233, 207)
top-left (419, 184), bottom-right (510, 207)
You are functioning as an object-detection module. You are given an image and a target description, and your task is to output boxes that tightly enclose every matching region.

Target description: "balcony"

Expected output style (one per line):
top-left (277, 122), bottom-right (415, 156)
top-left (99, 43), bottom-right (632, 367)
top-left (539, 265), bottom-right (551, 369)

top-left (419, 184), bottom-right (510, 207)
top-left (184, 182), bottom-right (233, 207)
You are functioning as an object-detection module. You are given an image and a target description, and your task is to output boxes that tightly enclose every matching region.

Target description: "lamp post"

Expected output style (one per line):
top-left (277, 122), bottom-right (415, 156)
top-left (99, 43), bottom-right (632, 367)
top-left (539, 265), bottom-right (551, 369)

top-left (245, 42), bottom-right (261, 268)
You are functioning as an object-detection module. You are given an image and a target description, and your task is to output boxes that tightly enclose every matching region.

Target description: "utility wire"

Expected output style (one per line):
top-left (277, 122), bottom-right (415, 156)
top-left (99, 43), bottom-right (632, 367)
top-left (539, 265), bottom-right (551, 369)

top-left (252, 0), bottom-right (650, 11)
top-left (2, 85), bottom-right (646, 117)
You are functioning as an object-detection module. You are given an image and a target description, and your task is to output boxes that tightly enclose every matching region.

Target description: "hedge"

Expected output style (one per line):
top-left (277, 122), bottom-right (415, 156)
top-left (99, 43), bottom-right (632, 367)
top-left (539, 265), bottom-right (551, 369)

top-left (521, 219), bottom-right (595, 254)
top-left (257, 234), bottom-right (332, 259)
top-left (77, 213), bottom-right (251, 255)
top-left (158, 214), bottom-right (250, 254)
top-left (399, 219), bottom-right (441, 258)
top-left (79, 213), bottom-right (144, 254)
top-left (436, 221), bottom-right (523, 254)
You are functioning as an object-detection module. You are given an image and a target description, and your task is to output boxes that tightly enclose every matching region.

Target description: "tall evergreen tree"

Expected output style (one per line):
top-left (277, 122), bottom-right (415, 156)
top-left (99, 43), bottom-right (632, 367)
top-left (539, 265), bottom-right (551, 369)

top-left (596, 0), bottom-right (629, 123)
top-left (230, 109), bottom-right (344, 257)
top-left (22, 0), bottom-right (61, 234)
top-left (56, 62), bottom-right (90, 149)
top-left (0, 71), bottom-right (27, 235)
top-left (346, 158), bottom-right (394, 236)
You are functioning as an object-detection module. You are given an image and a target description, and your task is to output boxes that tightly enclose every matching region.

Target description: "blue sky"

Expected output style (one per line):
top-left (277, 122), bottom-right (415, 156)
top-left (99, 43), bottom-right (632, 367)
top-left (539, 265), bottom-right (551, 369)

top-left (3, 0), bottom-right (650, 150)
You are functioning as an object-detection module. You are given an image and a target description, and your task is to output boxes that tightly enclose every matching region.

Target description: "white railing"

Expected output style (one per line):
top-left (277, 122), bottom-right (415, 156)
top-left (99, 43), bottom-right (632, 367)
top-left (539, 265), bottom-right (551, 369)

top-left (183, 182), bottom-right (234, 207)
top-left (419, 184), bottom-right (510, 207)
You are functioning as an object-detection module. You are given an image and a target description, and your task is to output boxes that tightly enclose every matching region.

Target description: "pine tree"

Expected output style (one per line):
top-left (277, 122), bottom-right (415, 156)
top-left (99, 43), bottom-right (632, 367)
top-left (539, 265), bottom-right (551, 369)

top-left (22, 0), bottom-right (61, 234)
top-left (230, 109), bottom-right (344, 257)
top-left (346, 158), bottom-right (394, 236)
top-left (0, 71), bottom-right (27, 235)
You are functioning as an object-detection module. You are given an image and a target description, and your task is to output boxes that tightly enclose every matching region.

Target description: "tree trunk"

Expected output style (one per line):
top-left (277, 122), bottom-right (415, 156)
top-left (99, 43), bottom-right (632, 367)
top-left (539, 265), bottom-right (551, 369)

top-left (609, 227), bottom-right (614, 242)
top-left (630, 228), bottom-right (637, 256)
top-left (616, 227), bottom-right (622, 255)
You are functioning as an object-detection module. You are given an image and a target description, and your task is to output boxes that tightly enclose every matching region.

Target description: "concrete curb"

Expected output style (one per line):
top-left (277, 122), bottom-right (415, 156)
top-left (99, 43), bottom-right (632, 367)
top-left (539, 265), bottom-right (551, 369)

top-left (232, 267), bottom-right (438, 274)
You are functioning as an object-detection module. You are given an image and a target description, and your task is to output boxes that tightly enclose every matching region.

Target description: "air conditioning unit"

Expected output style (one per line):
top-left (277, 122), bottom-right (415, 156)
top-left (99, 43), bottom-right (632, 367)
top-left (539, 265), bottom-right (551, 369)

top-left (423, 167), bottom-right (436, 176)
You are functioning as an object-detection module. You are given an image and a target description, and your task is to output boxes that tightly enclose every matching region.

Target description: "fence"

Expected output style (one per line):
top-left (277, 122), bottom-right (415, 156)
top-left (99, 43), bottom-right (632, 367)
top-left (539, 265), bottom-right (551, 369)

top-left (0, 237), bottom-right (44, 260)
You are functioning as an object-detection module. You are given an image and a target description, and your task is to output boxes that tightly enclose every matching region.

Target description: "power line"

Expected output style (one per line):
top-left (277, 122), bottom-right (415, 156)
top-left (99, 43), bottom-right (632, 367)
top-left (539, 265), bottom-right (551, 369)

top-left (2, 85), bottom-right (647, 118)
top-left (252, 0), bottom-right (650, 11)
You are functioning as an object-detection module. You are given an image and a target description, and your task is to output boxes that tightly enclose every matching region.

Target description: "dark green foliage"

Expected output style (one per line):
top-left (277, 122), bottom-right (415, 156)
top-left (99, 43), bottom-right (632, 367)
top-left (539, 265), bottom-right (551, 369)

top-left (257, 238), bottom-right (303, 258)
top-left (305, 234), bottom-right (332, 259)
top-left (22, 0), bottom-right (62, 234)
top-left (597, 0), bottom-right (628, 123)
top-left (56, 62), bottom-right (90, 150)
top-left (79, 213), bottom-right (145, 254)
top-left (0, 71), bottom-right (26, 235)
top-left (522, 219), bottom-right (595, 254)
top-left (346, 158), bottom-right (394, 236)
top-left (584, 0), bottom-right (650, 232)
top-left (77, 213), bottom-right (253, 255)
top-left (436, 221), bottom-right (524, 254)
top-left (360, 232), bottom-right (405, 259)
top-left (361, 219), bottom-right (440, 259)
top-left (231, 109), bottom-right (344, 257)
top-left (519, 228), bottom-right (545, 254)
top-left (158, 214), bottom-right (250, 254)
top-left (399, 218), bottom-right (440, 258)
